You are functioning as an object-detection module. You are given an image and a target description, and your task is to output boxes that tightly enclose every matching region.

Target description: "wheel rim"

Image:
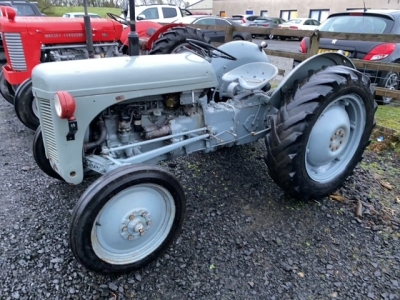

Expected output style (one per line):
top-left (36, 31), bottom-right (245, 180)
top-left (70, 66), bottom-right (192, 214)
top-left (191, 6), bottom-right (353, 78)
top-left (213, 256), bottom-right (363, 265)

top-left (383, 73), bottom-right (398, 102)
top-left (91, 183), bottom-right (176, 265)
top-left (305, 94), bottom-right (366, 183)
top-left (32, 97), bottom-right (39, 118)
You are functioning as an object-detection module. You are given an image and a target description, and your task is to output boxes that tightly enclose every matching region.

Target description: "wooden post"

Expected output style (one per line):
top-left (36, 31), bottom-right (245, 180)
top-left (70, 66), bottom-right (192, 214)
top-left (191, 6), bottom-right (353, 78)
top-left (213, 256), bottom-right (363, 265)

top-left (225, 25), bottom-right (234, 43)
top-left (308, 29), bottom-right (320, 58)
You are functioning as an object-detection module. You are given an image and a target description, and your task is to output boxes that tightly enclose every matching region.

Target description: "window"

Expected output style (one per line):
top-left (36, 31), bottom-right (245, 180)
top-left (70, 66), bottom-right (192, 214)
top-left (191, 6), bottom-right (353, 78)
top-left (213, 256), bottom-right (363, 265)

top-left (12, 4), bottom-right (35, 16)
top-left (194, 18), bottom-right (216, 25)
top-left (280, 10), bottom-right (297, 20)
top-left (215, 18), bottom-right (230, 26)
top-left (260, 10), bottom-right (268, 17)
top-left (319, 15), bottom-right (392, 34)
top-left (140, 8), bottom-right (159, 20)
top-left (309, 9), bottom-right (330, 22)
top-left (162, 7), bottom-right (177, 19)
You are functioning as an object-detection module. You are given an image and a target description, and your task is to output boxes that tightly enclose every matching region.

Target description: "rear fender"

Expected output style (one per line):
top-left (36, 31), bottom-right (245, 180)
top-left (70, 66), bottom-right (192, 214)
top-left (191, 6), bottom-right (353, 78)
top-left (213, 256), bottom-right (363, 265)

top-left (269, 52), bottom-right (355, 108)
top-left (120, 21), bottom-right (164, 47)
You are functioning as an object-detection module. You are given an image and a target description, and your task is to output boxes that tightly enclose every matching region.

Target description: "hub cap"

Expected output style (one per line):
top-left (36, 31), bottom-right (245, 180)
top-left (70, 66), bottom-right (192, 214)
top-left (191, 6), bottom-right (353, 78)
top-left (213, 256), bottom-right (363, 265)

top-left (383, 73), bottom-right (398, 103)
top-left (91, 183), bottom-right (175, 265)
top-left (305, 94), bottom-right (366, 183)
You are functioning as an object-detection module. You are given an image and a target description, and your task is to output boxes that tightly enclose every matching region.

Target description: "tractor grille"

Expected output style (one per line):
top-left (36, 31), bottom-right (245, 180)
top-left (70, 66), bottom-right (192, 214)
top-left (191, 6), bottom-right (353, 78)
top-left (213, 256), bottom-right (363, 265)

top-left (37, 98), bottom-right (60, 166)
top-left (3, 33), bottom-right (27, 71)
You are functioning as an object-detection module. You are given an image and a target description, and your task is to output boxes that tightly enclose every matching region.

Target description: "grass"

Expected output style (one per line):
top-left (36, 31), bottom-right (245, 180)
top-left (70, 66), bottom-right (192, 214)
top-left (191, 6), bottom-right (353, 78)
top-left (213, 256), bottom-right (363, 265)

top-left (46, 6), bottom-right (121, 18)
top-left (375, 105), bottom-right (400, 133)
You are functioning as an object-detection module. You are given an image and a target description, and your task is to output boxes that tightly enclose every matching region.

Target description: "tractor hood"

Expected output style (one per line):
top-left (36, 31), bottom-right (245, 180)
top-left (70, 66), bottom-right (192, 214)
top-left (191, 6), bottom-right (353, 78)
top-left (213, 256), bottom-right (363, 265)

top-left (1, 17), bottom-right (124, 42)
top-left (32, 53), bottom-right (218, 99)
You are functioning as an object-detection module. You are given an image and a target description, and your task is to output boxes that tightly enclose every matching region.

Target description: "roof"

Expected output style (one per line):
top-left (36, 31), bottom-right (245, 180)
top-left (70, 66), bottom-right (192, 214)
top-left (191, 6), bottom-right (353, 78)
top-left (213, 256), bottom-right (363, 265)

top-left (330, 9), bottom-right (400, 17)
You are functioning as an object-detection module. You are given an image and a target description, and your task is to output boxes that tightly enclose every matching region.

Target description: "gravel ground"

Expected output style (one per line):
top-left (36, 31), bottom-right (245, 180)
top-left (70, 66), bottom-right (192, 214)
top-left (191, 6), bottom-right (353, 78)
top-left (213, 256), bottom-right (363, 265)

top-left (0, 97), bottom-right (399, 300)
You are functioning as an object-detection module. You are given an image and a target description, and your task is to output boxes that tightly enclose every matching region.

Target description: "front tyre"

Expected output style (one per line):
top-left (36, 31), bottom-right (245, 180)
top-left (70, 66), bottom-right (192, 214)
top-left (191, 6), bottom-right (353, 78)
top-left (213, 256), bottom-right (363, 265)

top-left (33, 126), bottom-right (63, 181)
top-left (265, 65), bottom-right (377, 200)
top-left (69, 165), bottom-right (186, 274)
top-left (14, 79), bottom-right (39, 130)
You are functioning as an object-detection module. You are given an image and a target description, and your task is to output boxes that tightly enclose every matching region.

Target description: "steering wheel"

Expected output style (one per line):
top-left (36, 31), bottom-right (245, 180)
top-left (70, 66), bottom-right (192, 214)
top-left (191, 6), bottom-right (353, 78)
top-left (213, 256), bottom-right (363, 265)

top-left (107, 12), bottom-right (128, 26)
top-left (186, 39), bottom-right (237, 61)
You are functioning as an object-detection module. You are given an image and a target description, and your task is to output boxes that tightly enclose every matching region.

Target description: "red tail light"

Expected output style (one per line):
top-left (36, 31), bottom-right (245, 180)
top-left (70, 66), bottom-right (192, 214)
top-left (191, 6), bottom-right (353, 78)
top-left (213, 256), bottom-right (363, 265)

top-left (290, 26), bottom-right (299, 29)
top-left (299, 38), bottom-right (307, 53)
top-left (350, 12), bottom-right (364, 16)
top-left (263, 24), bottom-right (269, 27)
top-left (242, 18), bottom-right (245, 23)
top-left (364, 43), bottom-right (396, 61)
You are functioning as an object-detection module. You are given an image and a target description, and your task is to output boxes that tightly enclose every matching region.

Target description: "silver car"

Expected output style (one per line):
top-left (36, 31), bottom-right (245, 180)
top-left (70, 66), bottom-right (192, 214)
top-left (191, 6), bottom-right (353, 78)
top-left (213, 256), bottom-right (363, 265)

top-left (230, 14), bottom-right (260, 26)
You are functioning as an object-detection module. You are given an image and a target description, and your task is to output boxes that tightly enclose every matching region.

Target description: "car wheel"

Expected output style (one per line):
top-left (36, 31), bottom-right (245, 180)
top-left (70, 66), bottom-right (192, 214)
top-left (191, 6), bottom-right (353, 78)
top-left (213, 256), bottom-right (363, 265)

top-left (377, 72), bottom-right (399, 104)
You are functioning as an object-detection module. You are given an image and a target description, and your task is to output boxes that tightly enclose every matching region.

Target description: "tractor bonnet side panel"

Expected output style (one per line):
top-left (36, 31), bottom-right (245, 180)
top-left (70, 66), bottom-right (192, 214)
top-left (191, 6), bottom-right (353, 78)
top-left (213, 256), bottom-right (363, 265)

top-left (32, 53), bottom-right (218, 99)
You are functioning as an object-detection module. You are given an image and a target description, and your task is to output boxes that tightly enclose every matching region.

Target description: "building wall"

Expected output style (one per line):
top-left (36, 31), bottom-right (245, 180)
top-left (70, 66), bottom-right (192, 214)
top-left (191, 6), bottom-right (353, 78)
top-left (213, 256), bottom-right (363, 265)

top-left (212, 0), bottom-right (400, 21)
top-left (187, 0), bottom-right (213, 14)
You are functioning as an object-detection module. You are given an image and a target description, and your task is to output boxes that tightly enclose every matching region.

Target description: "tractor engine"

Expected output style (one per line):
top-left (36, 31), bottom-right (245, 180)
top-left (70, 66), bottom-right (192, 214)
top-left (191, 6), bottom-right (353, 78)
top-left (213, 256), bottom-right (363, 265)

top-left (0, 12), bottom-right (124, 86)
top-left (85, 90), bottom-right (208, 162)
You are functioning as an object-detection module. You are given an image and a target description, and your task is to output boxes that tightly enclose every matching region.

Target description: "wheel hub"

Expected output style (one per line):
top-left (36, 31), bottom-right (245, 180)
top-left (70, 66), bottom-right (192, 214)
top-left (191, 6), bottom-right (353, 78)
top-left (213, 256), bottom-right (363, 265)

top-left (120, 210), bottom-right (151, 240)
top-left (307, 104), bottom-right (350, 167)
top-left (329, 128), bottom-right (346, 152)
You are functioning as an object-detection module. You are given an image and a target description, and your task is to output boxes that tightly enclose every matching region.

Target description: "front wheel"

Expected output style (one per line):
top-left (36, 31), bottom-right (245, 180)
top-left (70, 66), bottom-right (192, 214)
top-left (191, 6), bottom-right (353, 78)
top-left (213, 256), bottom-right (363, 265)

top-left (69, 165), bottom-right (186, 274)
top-left (0, 69), bottom-right (15, 105)
top-left (14, 79), bottom-right (39, 130)
top-left (265, 65), bottom-right (377, 200)
top-left (33, 126), bottom-right (63, 181)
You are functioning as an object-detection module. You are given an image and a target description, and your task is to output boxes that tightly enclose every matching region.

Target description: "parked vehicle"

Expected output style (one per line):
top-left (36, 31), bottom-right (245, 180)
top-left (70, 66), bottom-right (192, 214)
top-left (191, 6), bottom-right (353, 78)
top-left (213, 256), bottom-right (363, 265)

top-left (231, 14), bottom-right (260, 26)
top-left (173, 15), bottom-right (252, 42)
top-left (119, 4), bottom-right (186, 23)
top-left (62, 12), bottom-right (101, 18)
top-left (0, 0), bottom-right (44, 63)
top-left (31, 38), bottom-right (376, 274)
top-left (278, 18), bottom-right (320, 40)
top-left (249, 17), bottom-right (286, 39)
top-left (296, 9), bottom-right (400, 104)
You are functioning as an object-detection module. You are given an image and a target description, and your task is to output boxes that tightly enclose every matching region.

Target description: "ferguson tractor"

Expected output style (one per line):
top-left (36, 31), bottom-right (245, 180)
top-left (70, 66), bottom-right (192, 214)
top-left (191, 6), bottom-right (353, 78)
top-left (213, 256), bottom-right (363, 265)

top-left (0, 6), bottom-right (209, 130)
top-left (31, 36), bottom-right (376, 274)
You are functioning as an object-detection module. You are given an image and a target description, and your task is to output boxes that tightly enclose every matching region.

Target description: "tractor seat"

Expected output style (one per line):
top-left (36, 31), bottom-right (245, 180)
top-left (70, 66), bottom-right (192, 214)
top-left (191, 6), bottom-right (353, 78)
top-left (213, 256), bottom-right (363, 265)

top-left (221, 62), bottom-right (278, 90)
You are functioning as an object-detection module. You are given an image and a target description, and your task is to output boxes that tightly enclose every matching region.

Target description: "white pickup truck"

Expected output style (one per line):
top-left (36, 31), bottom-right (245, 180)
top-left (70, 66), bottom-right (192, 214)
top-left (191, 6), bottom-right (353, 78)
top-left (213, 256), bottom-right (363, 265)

top-left (121, 4), bottom-right (190, 23)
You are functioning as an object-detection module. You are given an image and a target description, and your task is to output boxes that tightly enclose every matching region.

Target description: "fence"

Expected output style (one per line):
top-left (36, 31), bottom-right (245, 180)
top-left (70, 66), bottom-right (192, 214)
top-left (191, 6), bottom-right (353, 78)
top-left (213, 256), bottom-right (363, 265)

top-left (165, 23), bottom-right (400, 103)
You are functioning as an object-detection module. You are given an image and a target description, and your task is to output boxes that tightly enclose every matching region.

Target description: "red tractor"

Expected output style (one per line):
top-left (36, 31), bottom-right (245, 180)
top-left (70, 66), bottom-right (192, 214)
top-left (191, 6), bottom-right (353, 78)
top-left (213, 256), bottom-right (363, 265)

top-left (0, 7), bottom-right (209, 130)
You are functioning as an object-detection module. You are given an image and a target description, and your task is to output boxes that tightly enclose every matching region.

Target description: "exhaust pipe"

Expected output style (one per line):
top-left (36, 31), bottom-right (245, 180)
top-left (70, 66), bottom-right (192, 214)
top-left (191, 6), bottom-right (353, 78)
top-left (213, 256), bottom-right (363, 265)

top-left (83, 0), bottom-right (94, 58)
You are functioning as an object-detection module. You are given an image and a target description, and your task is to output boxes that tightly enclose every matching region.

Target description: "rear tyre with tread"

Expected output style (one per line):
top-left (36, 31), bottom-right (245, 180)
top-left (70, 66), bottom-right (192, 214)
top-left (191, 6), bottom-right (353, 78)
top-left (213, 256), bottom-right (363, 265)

top-left (149, 26), bottom-right (210, 55)
top-left (265, 65), bottom-right (377, 200)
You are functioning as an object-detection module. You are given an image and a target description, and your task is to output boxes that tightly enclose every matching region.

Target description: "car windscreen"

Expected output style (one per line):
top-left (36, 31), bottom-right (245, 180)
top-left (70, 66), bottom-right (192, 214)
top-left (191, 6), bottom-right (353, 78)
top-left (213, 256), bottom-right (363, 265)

top-left (12, 4), bottom-right (36, 16)
top-left (319, 14), bottom-right (394, 34)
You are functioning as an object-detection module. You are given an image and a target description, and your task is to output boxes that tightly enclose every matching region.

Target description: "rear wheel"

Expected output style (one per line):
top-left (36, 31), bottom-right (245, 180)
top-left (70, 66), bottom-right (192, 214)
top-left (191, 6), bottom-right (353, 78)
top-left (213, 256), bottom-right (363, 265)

top-left (0, 69), bottom-right (14, 105)
top-left (149, 26), bottom-right (210, 55)
top-left (69, 165), bottom-right (186, 274)
top-left (14, 79), bottom-right (39, 130)
top-left (265, 65), bottom-right (376, 200)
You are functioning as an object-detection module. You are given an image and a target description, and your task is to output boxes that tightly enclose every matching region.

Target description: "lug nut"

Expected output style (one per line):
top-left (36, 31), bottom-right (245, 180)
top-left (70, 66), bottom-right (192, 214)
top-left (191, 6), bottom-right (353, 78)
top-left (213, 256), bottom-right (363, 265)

top-left (141, 212), bottom-right (147, 217)
top-left (121, 226), bottom-right (127, 232)
top-left (128, 235), bottom-right (133, 240)
top-left (129, 215), bottom-right (135, 221)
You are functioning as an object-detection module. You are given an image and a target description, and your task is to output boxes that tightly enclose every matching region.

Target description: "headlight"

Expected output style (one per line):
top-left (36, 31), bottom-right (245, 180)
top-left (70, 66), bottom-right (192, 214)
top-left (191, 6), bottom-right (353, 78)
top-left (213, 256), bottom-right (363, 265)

top-left (54, 91), bottom-right (76, 119)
